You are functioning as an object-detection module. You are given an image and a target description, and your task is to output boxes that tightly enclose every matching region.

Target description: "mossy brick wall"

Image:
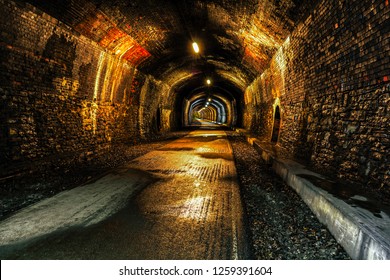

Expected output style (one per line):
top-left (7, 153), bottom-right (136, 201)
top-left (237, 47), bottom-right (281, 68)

top-left (0, 1), bottom-right (164, 178)
top-left (245, 0), bottom-right (389, 193)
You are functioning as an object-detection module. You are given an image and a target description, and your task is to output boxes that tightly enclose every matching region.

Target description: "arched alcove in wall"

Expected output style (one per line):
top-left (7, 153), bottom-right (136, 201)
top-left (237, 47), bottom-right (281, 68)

top-left (271, 105), bottom-right (281, 143)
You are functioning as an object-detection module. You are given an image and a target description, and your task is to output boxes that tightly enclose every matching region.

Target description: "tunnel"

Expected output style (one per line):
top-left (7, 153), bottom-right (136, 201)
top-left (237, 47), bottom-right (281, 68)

top-left (0, 0), bottom-right (389, 260)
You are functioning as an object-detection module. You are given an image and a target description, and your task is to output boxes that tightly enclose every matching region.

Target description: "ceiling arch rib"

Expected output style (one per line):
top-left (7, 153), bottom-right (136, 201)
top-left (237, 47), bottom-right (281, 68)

top-left (186, 91), bottom-right (231, 126)
top-left (26, 0), bottom-right (315, 92)
top-left (191, 100), bottom-right (223, 124)
top-left (24, 0), bottom-right (316, 130)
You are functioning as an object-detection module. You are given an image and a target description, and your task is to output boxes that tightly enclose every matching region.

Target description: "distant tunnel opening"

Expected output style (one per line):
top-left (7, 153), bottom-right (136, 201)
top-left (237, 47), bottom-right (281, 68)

top-left (171, 75), bottom-right (243, 129)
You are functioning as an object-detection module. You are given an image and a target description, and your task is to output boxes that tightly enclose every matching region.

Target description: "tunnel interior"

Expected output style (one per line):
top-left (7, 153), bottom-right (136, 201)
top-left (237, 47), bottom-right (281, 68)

top-left (173, 74), bottom-right (242, 128)
top-left (0, 0), bottom-right (389, 201)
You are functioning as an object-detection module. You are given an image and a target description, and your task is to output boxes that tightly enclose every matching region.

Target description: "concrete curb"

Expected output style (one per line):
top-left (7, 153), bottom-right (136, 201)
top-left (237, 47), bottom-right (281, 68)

top-left (240, 132), bottom-right (390, 260)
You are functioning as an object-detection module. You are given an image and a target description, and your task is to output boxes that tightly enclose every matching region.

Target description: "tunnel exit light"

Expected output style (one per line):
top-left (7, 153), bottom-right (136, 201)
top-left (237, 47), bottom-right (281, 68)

top-left (192, 42), bottom-right (200, 53)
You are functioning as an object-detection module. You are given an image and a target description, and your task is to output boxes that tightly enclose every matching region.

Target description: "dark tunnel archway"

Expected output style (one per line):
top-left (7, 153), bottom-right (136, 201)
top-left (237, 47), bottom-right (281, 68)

top-left (0, 0), bottom-right (388, 205)
top-left (188, 95), bottom-right (227, 124)
top-left (171, 74), bottom-right (244, 129)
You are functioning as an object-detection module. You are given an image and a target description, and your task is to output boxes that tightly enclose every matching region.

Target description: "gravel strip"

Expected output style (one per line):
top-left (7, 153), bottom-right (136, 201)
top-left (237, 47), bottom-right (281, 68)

top-left (227, 131), bottom-right (350, 259)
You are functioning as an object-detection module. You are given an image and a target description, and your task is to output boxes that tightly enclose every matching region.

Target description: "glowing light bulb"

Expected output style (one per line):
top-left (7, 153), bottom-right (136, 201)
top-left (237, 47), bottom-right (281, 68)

top-left (206, 79), bottom-right (211, 85)
top-left (192, 42), bottom-right (199, 53)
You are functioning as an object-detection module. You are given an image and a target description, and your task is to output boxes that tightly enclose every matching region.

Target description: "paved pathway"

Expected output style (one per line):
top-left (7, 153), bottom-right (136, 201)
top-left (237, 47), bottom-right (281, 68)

top-left (0, 130), bottom-right (248, 259)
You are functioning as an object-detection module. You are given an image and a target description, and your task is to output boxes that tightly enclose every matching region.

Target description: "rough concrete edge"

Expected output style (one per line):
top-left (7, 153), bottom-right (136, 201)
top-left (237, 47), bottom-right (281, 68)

top-left (273, 160), bottom-right (390, 260)
top-left (241, 133), bottom-right (390, 260)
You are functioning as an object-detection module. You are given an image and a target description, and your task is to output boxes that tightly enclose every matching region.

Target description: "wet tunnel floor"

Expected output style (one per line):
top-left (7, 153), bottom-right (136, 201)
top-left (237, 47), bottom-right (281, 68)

top-left (0, 129), bottom-right (350, 260)
top-left (0, 130), bottom-right (248, 259)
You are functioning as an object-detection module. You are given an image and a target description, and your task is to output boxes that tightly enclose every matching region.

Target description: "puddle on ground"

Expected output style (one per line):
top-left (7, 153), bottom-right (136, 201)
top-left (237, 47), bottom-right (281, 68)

top-left (296, 174), bottom-right (390, 218)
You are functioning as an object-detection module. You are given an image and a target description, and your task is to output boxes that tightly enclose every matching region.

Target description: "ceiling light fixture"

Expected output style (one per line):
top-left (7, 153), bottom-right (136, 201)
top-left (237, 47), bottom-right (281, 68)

top-left (192, 42), bottom-right (200, 53)
top-left (206, 79), bottom-right (211, 85)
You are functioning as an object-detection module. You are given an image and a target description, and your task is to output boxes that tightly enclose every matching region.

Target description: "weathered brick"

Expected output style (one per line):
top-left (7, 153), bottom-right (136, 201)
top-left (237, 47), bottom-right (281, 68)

top-left (0, 0), bottom-right (167, 179)
top-left (244, 0), bottom-right (389, 194)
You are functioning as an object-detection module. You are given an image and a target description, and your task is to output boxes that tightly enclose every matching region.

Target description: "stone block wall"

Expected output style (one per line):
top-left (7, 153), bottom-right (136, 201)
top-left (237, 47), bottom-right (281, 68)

top-left (244, 0), bottom-right (389, 193)
top-left (138, 76), bottom-right (170, 138)
top-left (0, 1), bottom-right (166, 178)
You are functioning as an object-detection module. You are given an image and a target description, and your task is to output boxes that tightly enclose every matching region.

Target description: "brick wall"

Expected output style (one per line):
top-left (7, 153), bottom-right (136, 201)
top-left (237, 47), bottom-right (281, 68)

top-left (244, 0), bottom-right (389, 193)
top-left (0, 0), bottom-right (166, 178)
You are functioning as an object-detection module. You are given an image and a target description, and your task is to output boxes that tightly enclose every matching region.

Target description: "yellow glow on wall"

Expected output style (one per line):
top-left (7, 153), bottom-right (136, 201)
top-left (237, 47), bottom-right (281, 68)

top-left (284, 36), bottom-right (290, 47)
top-left (243, 21), bottom-right (280, 48)
top-left (271, 36), bottom-right (290, 98)
top-left (113, 39), bottom-right (135, 58)
top-left (101, 55), bottom-right (115, 102)
top-left (88, 51), bottom-right (134, 135)
top-left (94, 52), bottom-right (105, 101)
top-left (275, 48), bottom-right (286, 72)
top-left (91, 52), bottom-right (106, 134)
top-left (273, 97), bottom-right (281, 112)
top-left (119, 46), bottom-right (134, 60)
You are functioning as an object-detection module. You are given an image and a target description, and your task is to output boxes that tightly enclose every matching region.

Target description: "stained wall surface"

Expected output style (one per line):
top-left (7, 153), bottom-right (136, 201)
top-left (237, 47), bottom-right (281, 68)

top-left (243, 0), bottom-right (389, 193)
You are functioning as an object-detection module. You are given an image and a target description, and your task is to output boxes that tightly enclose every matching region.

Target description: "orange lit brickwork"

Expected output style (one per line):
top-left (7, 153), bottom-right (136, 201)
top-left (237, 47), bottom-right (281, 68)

top-left (244, 0), bottom-right (389, 193)
top-left (74, 11), bottom-right (151, 66)
top-left (0, 0), bottom-right (163, 180)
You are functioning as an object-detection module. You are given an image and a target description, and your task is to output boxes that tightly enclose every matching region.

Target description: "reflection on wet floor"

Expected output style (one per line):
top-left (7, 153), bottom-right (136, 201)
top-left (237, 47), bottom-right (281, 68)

top-left (2, 130), bottom-right (248, 259)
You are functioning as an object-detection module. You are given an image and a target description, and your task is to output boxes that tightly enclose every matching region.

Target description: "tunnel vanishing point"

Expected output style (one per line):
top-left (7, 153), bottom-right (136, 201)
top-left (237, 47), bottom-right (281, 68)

top-left (0, 0), bottom-right (389, 259)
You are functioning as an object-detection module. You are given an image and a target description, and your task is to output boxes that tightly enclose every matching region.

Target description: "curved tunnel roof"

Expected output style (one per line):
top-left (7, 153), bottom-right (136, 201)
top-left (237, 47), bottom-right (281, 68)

top-left (26, 0), bottom-right (315, 91)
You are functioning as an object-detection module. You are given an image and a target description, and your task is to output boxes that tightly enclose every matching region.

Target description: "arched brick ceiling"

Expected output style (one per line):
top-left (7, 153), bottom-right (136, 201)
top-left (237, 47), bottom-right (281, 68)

top-left (26, 0), bottom-right (316, 87)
